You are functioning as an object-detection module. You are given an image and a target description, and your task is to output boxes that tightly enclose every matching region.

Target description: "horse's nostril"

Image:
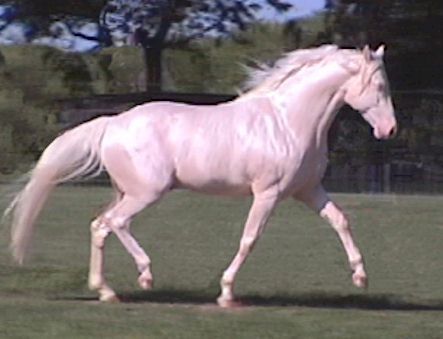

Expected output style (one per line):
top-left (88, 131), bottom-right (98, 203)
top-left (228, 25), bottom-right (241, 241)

top-left (389, 125), bottom-right (397, 138)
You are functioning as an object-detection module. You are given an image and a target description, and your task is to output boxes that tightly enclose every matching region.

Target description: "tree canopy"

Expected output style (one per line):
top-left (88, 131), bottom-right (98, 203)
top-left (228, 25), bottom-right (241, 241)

top-left (323, 0), bottom-right (443, 89)
top-left (11, 0), bottom-right (105, 20)
top-left (2, 0), bottom-right (293, 89)
top-left (99, 0), bottom-right (292, 90)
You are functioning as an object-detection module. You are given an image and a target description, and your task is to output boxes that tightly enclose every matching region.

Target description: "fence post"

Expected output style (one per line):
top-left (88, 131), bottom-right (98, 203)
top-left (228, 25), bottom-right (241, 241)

top-left (383, 163), bottom-right (391, 193)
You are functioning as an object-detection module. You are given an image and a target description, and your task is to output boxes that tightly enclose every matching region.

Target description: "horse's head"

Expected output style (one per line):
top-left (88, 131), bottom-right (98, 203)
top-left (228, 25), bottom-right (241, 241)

top-left (343, 45), bottom-right (397, 139)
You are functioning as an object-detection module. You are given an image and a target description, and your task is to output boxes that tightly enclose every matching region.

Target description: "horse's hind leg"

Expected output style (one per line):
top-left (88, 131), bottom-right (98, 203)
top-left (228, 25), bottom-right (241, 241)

top-left (89, 190), bottom-right (164, 301)
top-left (92, 143), bottom-right (171, 300)
top-left (104, 193), bottom-right (163, 291)
top-left (89, 215), bottom-right (117, 302)
top-left (88, 188), bottom-right (123, 301)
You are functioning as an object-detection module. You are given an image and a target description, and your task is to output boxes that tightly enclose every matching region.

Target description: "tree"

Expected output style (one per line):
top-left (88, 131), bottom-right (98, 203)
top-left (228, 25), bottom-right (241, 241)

top-left (3, 0), bottom-right (292, 91)
top-left (321, 0), bottom-right (443, 190)
top-left (0, 1), bottom-right (110, 51)
top-left (322, 0), bottom-right (443, 89)
top-left (12, 0), bottom-right (105, 19)
top-left (99, 0), bottom-right (292, 91)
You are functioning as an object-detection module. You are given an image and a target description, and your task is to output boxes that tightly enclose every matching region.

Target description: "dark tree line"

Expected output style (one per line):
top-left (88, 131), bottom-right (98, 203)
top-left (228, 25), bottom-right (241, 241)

top-left (323, 0), bottom-right (443, 90)
top-left (321, 0), bottom-right (443, 187)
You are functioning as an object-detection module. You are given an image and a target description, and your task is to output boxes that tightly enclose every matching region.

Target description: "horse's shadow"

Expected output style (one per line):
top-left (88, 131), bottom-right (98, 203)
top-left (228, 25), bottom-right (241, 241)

top-left (84, 289), bottom-right (443, 312)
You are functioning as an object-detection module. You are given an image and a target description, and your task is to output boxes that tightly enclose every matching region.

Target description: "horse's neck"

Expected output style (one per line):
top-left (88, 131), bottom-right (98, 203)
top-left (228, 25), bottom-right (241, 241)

top-left (277, 66), bottom-right (349, 150)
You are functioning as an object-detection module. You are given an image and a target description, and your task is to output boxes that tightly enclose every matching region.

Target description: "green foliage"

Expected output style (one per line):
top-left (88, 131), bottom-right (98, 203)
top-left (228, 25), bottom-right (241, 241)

top-left (82, 53), bottom-right (114, 94)
top-left (201, 24), bottom-right (287, 93)
top-left (164, 48), bottom-right (214, 93)
top-left (164, 21), bottom-right (323, 94)
top-left (104, 46), bottom-right (145, 93)
top-left (398, 98), bottom-right (443, 165)
top-left (14, 0), bottom-right (106, 20)
top-left (0, 45), bottom-right (144, 174)
top-left (330, 116), bottom-right (373, 166)
top-left (42, 49), bottom-right (94, 96)
top-left (0, 45), bottom-right (116, 97)
top-left (0, 46), bottom-right (103, 174)
top-left (322, 1), bottom-right (443, 89)
top-left (0, 90), bottom-right (58, 173)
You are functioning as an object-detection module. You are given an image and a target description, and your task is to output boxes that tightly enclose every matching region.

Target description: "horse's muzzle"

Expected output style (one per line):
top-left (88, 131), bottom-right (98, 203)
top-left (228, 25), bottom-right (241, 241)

top-left (374, 122), bottom-right (397, 140)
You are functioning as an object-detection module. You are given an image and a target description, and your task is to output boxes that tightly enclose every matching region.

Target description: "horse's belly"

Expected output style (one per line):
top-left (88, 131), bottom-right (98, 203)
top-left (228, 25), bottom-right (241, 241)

top-left (176, 182), bottom-right (252, 196)
top-left (174, 168), bottom-right (252, 196)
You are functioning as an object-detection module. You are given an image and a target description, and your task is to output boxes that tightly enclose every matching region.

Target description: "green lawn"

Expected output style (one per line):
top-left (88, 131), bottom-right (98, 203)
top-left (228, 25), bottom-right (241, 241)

top-left (1, 186), bottom-right (443, 338)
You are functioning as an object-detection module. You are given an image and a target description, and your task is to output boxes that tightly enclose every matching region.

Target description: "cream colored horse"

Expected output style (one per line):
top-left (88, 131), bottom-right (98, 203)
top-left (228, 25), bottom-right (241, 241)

top-left (5, 45), bottom-right (396, 307)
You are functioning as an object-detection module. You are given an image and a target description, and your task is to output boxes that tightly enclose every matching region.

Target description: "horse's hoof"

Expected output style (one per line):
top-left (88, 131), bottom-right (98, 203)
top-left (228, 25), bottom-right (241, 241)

top-left (138, 275), bottom-right (153, 290)
top-left (352, 273), bottom-right (368, 289)
top-left (217, 297), bottom-right (244, 308)
top-left (100, 293), bottom-right (121, 303)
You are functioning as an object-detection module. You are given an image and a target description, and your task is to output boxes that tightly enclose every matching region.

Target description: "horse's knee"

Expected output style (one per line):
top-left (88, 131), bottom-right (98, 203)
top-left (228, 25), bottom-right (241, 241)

top-left (320, 203), bottom-right (349, 232)
top-left (333, 212), bottom-right (349, 232)
top-left (90, 218), bottom-right (111, 248)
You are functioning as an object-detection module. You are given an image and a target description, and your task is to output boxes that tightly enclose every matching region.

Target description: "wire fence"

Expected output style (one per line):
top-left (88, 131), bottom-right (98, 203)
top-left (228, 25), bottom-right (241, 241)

top-left (1, 154), bottom-right (442, 194)
top-left (323, 162), bottom-right (443, 194)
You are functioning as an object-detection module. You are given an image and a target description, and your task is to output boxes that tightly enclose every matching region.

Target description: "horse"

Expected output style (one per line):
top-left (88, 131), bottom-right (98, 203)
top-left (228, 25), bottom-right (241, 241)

top-left (5, 44), bottom-right (397, 307)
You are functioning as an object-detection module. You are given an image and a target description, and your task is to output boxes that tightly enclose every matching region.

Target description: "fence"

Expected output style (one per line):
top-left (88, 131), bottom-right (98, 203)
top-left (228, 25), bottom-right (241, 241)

top-left (324, 90), bottom-right (443, 194)
top-left (3, 90), bottom-right (443, 195)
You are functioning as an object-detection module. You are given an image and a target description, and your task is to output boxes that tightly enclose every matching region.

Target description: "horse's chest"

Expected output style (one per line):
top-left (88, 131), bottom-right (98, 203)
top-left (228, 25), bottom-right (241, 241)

top-left (282, 151), bottom-right (329, 194)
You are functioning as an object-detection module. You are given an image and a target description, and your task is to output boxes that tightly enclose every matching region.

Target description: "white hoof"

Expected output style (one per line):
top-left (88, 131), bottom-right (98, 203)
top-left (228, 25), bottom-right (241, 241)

top-left (99, 291), bottom-right (120, 303)
top-left (138, 273), bottom-right (153, 290)
top-left (217, 296), bottom-right (244, 308)
top-left (352, 273), bottom-right (368, 289)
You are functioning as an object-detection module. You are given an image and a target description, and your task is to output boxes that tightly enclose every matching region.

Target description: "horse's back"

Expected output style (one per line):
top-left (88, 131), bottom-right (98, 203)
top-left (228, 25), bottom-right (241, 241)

top-left (100, 98), bottom-right (312, 197)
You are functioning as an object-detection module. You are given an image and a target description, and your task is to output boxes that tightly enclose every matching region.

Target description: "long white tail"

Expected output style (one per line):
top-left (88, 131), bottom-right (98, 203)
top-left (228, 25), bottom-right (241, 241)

top-left (4, 116), bottom-right (110, 264)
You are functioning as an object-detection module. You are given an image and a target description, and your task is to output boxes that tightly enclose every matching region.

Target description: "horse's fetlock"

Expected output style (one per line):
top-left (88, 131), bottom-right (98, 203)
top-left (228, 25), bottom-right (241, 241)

top-left (221, 271), bottom-right (234, 286)
top-left (350, 256), bottom-right (364, 272)
top-left (137, 260), bottom-right (151, 274)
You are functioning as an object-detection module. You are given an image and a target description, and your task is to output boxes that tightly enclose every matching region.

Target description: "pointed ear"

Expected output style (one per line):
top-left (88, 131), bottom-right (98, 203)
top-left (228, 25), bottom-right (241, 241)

top-left (374, 44), bottom-right (385, 58)
top-left (362, 45), bottom-right (371, 62)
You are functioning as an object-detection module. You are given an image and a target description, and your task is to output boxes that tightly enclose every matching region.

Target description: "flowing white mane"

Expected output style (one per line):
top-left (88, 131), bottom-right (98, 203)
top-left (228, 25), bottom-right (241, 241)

top-left (242, 44), bottom-right (361, 95)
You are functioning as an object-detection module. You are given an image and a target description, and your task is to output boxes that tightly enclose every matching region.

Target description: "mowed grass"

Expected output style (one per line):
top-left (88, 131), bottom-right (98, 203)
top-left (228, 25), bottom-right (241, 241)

top-left (1, 185), bottom-right (443, 338)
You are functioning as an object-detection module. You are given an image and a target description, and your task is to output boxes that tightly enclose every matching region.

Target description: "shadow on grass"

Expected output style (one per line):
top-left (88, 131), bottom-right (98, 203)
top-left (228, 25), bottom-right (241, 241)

top-left (70, 289), bottom-right (443, 312)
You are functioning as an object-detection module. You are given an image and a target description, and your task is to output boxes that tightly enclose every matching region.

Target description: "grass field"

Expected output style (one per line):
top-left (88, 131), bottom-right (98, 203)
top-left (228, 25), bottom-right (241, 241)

top-left (1, 185), bottom-right (443, 338)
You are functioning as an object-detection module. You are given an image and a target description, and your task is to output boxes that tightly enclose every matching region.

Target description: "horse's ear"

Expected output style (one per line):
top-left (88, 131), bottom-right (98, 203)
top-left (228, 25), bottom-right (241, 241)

top-left (374, 44), bottom-right (385, 58)
top-left (362, 45), bottom-right (371, 62)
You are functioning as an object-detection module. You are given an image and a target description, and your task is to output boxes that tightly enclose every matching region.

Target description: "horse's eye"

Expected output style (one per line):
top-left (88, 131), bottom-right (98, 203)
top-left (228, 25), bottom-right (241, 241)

top-left (374, 80), bottom-right (384, 91)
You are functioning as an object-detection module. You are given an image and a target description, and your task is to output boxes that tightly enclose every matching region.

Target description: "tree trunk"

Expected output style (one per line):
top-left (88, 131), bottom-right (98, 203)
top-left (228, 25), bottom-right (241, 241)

top-left (142, 45), bottom-right (162, 92)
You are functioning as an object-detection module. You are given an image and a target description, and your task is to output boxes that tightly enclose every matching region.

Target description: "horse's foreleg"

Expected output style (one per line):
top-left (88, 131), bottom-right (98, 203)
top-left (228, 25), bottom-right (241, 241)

top-left (218, 190), bottom-right (278, 307)
top-left (89, 218), bottom-right (119, 302)
top-left (320, 201), bottom-right (367, 288)
top-left (298, 186), bottom-right (367, 288)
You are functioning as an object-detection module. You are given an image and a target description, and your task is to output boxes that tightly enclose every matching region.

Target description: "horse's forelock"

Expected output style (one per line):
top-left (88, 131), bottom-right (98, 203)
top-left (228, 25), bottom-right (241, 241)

top-left (355, 52), bottom-right (387, 94)
top-left (332, 48), bottom-right (386, 95)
